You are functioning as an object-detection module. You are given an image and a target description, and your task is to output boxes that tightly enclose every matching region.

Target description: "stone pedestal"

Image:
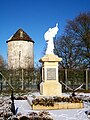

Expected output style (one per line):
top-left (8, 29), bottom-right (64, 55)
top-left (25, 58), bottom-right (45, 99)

top-left (39, 54), bottom-right (62, 96)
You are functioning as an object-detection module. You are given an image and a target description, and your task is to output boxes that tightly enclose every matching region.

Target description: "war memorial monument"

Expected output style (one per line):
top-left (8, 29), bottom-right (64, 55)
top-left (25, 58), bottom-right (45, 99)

top-left (39, 23), bottom-right (62, 96)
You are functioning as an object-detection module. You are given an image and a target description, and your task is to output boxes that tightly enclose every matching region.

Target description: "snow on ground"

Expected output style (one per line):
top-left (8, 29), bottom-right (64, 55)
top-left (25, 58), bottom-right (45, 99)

top-left (14, 100), bottom-right (32, 115)
top-left (14, 92), bottom-right (90, 120)
top-left (50, 108), bottom-right (88, 120)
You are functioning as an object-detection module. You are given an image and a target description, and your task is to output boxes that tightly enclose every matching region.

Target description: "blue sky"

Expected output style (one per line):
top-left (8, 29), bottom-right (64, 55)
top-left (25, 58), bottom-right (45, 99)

top-left (0, 0), bottom-right (90, 63)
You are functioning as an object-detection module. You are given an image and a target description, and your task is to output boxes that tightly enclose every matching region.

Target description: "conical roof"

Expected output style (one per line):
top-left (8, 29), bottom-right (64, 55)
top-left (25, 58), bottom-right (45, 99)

top-left (6, 28), bottom-right (34, 43)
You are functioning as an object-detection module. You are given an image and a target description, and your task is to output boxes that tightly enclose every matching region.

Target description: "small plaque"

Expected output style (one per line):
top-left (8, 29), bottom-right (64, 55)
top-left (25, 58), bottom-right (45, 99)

top-left (47, 68), bottom-right (56, 80)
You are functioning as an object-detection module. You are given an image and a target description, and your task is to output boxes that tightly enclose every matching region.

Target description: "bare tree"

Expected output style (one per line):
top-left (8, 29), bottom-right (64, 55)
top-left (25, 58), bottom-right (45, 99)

top-left (55, 12), bottom-right (90, 69)
top-left (0, 55), bottom-right (5, 67)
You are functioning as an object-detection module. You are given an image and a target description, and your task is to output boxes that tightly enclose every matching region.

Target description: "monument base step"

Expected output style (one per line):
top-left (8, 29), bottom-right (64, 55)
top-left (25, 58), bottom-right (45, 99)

top-left (32, 102), bottom-right (84, 110)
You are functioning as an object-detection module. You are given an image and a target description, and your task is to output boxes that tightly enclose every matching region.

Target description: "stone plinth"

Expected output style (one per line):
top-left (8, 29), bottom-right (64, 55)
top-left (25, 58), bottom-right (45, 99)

top-left (39, 54), bottom-right (62, 96)
top-left (40, 81), bottom-right (62, 96)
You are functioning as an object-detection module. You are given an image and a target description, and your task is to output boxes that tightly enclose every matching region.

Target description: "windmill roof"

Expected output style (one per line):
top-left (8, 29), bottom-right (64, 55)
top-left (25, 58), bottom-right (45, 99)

top-left (6, 28), bottom-right (34, 43)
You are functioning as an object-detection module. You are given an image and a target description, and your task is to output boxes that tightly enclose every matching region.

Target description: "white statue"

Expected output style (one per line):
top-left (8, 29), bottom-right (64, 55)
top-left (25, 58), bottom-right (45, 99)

top-left (44, 23), bottom-right (59, 54)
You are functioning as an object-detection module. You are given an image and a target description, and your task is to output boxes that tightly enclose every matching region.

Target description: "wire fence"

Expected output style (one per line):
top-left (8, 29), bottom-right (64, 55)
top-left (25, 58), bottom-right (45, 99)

top-left (0, 68), bottom-right (90, 93)
top-left (59, 69), bottom-right (90, 91)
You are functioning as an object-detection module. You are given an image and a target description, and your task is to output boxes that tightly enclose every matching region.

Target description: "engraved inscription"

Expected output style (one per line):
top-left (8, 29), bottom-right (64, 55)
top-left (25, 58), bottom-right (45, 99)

top-left (47, 68), bottom-right (56, 80)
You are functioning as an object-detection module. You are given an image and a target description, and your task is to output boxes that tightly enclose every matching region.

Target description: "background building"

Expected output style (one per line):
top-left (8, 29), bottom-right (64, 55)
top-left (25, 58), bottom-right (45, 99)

top-left (6, 28), bottom-right (34, 69)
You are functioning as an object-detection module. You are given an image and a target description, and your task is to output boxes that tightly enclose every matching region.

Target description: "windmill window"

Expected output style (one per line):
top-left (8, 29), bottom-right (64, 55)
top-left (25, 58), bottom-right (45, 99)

top-left (20, 31), bottom-right (23, 38)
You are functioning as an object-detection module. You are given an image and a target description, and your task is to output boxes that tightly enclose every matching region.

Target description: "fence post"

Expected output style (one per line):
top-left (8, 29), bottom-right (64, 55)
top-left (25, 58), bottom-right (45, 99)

top-left (65, 69), bottom-right (68, 90)
top-left (21, 69), bottom-right (24, 90)
top-left (0, 74), bottom-right (2, 91)
top-left (86, 69), bottom-right (88, 90)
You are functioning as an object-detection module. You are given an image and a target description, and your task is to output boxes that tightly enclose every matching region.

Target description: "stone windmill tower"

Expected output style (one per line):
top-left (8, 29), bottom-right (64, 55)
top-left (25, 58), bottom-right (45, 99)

top-left (6, 28), bottom-right (34, 69)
